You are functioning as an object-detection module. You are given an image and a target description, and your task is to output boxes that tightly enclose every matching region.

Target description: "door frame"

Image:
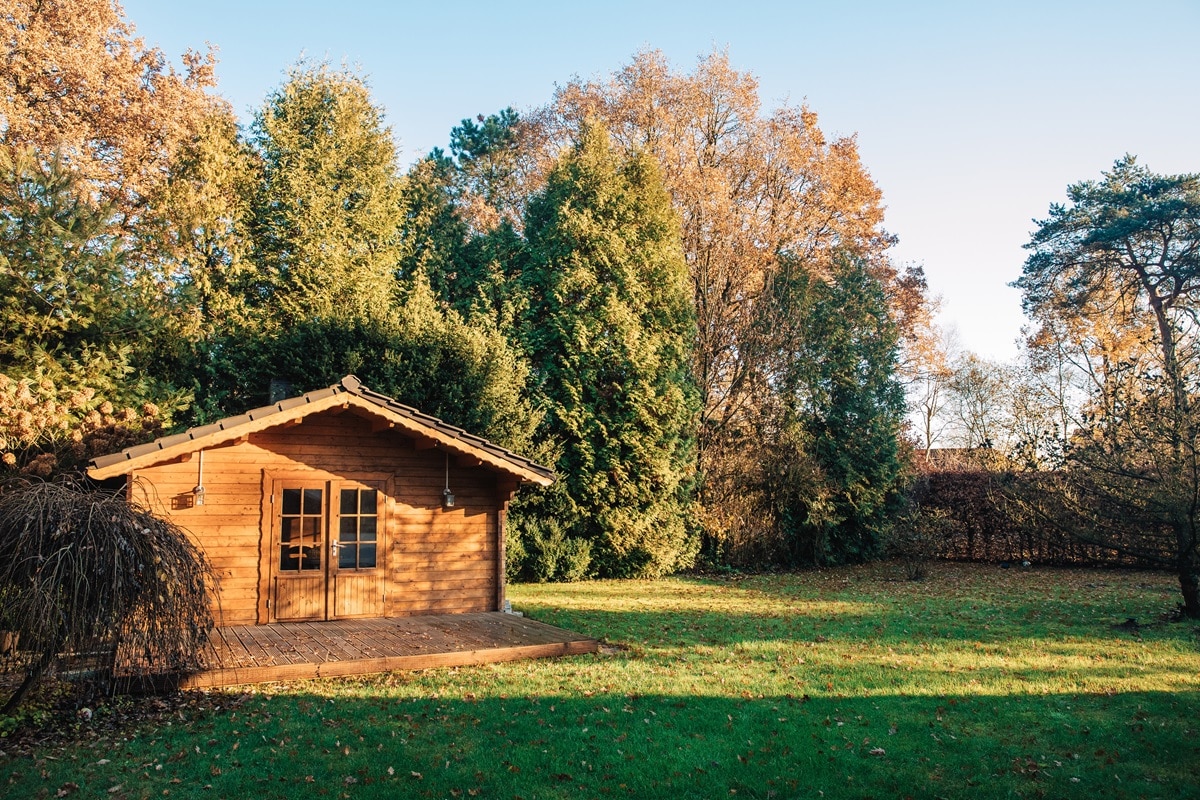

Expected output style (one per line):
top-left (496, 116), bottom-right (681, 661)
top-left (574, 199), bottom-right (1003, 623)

top-left (257, 469), bottom-right (391, 624)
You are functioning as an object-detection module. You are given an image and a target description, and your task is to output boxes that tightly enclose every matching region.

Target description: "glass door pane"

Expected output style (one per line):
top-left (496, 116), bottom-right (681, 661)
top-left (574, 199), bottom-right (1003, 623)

top-left (336, 487), bottom-right (378, 569)
top-left (279, 487), bottom-right (324, 572)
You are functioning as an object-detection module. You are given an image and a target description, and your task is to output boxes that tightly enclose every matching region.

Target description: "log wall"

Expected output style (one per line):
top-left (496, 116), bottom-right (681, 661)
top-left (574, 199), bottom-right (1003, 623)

top-left (129, 410), bottom-right (501, 625)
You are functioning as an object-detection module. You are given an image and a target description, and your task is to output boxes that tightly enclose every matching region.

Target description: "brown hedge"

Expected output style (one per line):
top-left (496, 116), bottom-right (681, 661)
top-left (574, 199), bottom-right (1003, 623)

top-left (909, 469), bottom-right (1161, 567)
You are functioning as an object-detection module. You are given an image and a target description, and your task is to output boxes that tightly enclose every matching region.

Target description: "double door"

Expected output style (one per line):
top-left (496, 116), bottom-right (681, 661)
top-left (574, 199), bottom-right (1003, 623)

top-left (269, 478), bottom-right (385, 622)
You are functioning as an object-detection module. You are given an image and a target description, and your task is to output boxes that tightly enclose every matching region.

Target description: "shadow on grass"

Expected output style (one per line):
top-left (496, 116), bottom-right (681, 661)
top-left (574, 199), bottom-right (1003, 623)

top-left (6, 685), bottom-right (1197, 800)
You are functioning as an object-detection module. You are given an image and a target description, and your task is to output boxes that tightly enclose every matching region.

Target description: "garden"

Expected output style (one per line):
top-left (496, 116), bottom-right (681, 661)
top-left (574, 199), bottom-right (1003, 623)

top-left (3, 562), bottom-right (1197, 799)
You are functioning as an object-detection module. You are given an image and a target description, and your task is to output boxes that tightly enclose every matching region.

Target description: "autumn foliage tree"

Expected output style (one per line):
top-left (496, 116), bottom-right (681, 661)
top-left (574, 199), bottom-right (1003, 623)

top-left (0, 0), bottom-right (219, 219)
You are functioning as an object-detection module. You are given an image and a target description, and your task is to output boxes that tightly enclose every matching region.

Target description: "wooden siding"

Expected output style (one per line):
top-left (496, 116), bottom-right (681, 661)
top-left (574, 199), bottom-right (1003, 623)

top-left (130, 410), bottom-right (501, 626)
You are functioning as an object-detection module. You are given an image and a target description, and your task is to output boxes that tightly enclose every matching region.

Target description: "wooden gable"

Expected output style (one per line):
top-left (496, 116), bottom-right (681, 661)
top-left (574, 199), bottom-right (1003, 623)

top-left (87, 377), bottom-right (553, 626)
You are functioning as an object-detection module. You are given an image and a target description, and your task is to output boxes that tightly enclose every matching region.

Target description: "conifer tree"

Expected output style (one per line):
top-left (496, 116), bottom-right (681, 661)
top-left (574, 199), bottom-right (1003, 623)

top-left (769, 255), bottom-right (907, 564)
top-left (522, 125), bottom-right (698, 577)
top-left (249, 63), bottom-right (405, 327)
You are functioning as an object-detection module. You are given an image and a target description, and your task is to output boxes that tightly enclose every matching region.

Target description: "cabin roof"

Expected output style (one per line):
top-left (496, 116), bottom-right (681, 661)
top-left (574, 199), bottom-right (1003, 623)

top-left (87, 375), bottom-right (555, 486)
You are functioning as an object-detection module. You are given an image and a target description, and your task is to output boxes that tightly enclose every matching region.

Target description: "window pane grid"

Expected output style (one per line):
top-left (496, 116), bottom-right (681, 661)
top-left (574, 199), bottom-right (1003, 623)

top-left (338, 488), bottom-right (378, 570)
top-left (279, 487), bottom-right (323, 572)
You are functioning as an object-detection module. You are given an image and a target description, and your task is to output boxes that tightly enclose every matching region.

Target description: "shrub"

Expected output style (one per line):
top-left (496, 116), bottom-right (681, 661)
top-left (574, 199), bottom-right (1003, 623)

top-left (515, 517), bottom-right (593, 583)
top-left (882, 506), bottom-right (953, 580)
top-left (0, 478), bottom-right (214, 714)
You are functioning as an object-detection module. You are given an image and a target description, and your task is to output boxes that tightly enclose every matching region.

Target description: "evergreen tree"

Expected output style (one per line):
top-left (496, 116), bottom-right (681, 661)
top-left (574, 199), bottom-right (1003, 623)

top-left (1017, 157), bottom-right (1200, 616)
top-left (0, 149), bottom-right (128, 371)
top-left (446, 107), bottom-right (529, 232)
top-left (521, 125), bottom-right (699, 577)
top-left (399, 155), bottom-right (472, 305)
top-left (249, 62), bottom-right (405, 327)
top-left (141, 110), bottom-right (262, 422)
top-left (770, 255), bottom-right (907, 565)
top-left (410, 110), bottom-right (533, 332)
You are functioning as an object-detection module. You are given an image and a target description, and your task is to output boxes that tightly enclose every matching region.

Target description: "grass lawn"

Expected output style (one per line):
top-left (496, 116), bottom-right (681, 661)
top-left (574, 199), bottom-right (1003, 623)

top-left (3, 562), bottom-right (1199, 799)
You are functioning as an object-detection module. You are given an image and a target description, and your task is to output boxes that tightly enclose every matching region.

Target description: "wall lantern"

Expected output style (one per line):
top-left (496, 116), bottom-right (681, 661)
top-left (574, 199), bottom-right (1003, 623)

top-left (442, 450), bottom-right (455, 508)
top-left (192, 449), bottom-right (206, 506)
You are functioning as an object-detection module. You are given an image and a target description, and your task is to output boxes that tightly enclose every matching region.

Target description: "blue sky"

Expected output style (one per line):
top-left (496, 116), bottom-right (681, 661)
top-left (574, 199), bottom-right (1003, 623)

top-left (121, 0), bottom-right (1200, 361)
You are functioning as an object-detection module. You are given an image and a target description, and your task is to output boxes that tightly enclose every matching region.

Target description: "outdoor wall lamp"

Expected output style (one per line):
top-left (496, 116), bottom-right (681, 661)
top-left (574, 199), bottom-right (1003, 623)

top-left (442, 450), bottom-right (455, 508)
top-left (192, 449), bottom-right (206, 506)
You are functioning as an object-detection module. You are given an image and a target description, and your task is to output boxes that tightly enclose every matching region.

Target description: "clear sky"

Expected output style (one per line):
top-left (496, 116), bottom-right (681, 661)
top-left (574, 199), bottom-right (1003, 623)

top-left (120, 0), bottom-right (1200, 362)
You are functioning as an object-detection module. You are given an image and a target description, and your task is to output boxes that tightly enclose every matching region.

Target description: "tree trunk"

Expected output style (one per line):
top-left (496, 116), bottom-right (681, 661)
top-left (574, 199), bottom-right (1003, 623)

top-left (1, 646), bottom-right (57, 716)
top-left (1178, 521), bottom-right (1200, 617)
top-left (1178, 567), bottom-right (1200, 619)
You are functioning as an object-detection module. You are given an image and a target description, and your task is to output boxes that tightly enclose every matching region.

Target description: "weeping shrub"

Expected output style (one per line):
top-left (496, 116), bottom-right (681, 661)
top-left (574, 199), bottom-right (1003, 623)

top-left (0, 478), bottom-right (214, 713)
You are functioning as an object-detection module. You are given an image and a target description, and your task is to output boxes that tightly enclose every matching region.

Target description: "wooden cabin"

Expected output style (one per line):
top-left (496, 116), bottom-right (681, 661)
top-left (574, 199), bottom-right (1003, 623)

top-left (87, 376), bottom-right (554, 627)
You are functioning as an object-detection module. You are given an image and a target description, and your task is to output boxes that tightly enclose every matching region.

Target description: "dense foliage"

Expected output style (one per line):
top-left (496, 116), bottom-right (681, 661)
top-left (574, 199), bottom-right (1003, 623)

top-left (519, 127), bottom-right (699, 577)
top-left (1, 2), bottom-right (921, 577)
top-left (766, 256), bottom-right (907, 566)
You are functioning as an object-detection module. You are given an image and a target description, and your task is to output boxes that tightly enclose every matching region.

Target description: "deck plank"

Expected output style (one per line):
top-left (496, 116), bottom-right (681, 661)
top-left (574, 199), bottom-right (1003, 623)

top-left (131, 612), bottom-right (598, 690)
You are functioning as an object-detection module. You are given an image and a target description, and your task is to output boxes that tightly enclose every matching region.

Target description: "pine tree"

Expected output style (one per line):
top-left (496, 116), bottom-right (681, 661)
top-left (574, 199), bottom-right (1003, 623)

top-left (521, 125), bottom-right (698, 577)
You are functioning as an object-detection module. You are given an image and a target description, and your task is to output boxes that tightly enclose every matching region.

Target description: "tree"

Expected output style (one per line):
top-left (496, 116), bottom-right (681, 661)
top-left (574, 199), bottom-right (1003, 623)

top-left (765, 255), bottom-right (907, 565)
top-left (541, 50), bottom-right (917, 560)
top-left (1003, 336), bottom-right (1078, 471)
top-left (947, 353), bottom-right (1009, 451)
top-left (137, 109), bottom-right (262, 422)
top-left (444, 108), bottom-right (534, 233)
top-left (1016, 156), bottom-right (1200, 617)
top-left (0, 0), bottom-right (227, 452)
top-left (249, 62), bottom-right (405, 328)
top-left (0, 0), bottom-right (219, 220)
top-left (0, 149), bottom-right (128, 370)
top-left (521, 125), bottom-right (699, 577)
top-left (398, 152), bottom-right (530, 330)
top-left (399, 154), bottom-right (473, 305)
top-left (412, 110), bottom-right (543, 331)
top-left (0, 149), bottom-right (178, 476)
top-left (908, 325), bottom-right (957, 456)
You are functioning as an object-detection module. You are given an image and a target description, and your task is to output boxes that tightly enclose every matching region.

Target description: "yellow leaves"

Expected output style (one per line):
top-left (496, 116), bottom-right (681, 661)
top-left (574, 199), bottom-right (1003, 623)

top-left (0, 0), bottom-right (218, 215)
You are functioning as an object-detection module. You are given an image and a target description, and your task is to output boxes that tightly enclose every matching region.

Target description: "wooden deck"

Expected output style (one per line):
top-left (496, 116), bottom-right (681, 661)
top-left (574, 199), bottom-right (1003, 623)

top-left (140, 613), bottom-right (598, 689)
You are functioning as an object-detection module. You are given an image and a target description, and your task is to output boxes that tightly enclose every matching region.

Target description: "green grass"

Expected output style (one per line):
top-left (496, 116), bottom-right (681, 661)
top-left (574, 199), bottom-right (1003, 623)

top-left (4, 562), bottom-right (1200, 799)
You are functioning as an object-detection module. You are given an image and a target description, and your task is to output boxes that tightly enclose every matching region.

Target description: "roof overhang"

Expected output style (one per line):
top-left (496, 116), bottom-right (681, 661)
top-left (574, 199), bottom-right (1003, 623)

top-left (87, 376), bottom-right (554, 486)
